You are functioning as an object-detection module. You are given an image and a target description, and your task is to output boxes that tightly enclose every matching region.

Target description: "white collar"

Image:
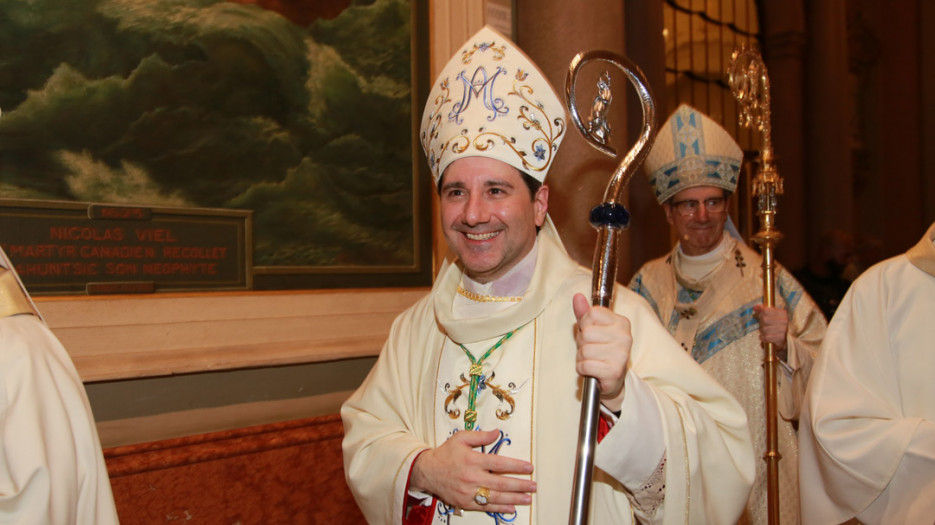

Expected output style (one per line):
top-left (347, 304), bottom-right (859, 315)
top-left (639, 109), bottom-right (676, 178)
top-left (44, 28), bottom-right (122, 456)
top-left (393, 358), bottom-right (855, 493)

top-left (453, 241), bottom-right (538, 319)
top-left (675, 234), bottom-right (731, 285)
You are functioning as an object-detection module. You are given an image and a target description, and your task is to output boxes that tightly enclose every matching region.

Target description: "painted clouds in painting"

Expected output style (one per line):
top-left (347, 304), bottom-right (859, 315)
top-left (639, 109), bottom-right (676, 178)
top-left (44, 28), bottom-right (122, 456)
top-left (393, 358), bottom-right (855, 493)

top-left (0, 0), bottom-right (414, 267)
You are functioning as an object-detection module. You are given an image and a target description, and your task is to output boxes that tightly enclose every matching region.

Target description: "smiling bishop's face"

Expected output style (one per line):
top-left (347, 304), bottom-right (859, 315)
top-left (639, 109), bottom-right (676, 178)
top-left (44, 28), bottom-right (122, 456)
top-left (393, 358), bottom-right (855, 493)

top-left (438, 156), bottom-right (548, 284)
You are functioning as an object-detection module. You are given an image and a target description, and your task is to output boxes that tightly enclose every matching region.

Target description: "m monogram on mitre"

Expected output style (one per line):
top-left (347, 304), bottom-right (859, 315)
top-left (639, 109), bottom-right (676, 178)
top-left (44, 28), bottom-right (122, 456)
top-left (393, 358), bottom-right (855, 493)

top-left (420, 26), bottom-right (566, 185)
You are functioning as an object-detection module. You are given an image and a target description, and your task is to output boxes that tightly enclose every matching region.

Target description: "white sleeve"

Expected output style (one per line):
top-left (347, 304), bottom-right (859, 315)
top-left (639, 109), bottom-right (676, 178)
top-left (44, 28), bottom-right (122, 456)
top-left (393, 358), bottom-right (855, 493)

top-left (594, 369), bottom-right (664, 488)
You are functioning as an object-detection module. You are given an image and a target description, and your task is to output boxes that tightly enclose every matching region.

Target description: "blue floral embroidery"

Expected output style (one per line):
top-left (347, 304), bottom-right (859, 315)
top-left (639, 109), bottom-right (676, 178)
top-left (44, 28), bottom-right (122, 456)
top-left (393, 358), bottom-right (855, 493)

top-left (533, 143), bottom-right (546, 160)
top-left (777, 271), bottom-right (802, 311)
top-left (691, 300), bottom-right (760, 364)
top-left (437, 501), bottom-right (456, 523)
top-left (482, 430), bottom-right (511, 454)
top-left (488, 510), bottom-right (517, 523)
top-left (482, 431), bottom-right (517, 523)
top-left (677, 286), bottom-right (703, 303)
top-left (629, 274), bottom-right (662, 320)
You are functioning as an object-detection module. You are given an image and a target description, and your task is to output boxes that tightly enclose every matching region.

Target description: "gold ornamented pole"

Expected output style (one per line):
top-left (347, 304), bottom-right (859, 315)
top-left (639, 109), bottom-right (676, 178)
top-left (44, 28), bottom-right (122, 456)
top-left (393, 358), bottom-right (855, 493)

top-left (728, 43), bottom-right (783, 525)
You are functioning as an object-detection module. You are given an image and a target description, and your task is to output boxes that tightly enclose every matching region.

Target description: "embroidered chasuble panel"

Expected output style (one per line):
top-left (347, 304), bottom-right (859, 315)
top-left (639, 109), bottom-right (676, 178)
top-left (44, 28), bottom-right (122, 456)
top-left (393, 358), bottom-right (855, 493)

top-left (431, 328), bottom-right (537, 524)
top-left (634, 253), bottom-right (805, 365)
top-left (701, 341), bottom-right (802, 523)
top-left (669, 274), bottom-right (806, 522)
top-left (676, 270), bottom-right (803, 364)
top-left (626, 239), bottom-right (825, 523)
top-left (642, 260), bottom-right (808, 523)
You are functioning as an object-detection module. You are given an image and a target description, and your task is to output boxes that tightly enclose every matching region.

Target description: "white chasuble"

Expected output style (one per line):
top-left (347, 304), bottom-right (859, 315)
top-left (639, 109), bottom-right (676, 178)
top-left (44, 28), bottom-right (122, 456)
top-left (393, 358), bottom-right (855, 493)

top-left (430, 325), bottom-right (537, 524)
top-left (343, 224), bottom-right (756, 525)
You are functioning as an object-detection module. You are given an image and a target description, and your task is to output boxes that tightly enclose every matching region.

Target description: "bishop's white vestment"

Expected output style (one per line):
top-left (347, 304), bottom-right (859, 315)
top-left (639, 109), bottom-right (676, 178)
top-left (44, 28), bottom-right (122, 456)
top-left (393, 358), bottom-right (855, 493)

top-left (342, 226), bottom-right (755, 524)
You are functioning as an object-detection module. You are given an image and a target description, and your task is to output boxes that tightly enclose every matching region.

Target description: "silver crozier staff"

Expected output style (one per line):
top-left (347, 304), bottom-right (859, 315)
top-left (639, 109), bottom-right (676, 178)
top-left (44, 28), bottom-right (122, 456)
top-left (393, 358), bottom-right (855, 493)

top-left (728, 43), bottom-right (784, 525)
top-left (564, 51), bottom-right (657, 525)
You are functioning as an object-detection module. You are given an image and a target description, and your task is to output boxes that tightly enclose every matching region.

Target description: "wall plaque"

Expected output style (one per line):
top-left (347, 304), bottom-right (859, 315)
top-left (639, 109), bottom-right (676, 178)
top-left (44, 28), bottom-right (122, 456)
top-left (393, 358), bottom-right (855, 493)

top-left (0, 199), bottom-right (252, 295)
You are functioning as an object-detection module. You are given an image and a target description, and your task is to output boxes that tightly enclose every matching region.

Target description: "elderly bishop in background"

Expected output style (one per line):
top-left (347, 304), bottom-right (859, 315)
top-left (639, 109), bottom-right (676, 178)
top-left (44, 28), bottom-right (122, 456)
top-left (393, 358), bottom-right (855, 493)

top-left (342, 27), bottom-right (755, 524)
top-left (628, 105), bottom-right (827, 524)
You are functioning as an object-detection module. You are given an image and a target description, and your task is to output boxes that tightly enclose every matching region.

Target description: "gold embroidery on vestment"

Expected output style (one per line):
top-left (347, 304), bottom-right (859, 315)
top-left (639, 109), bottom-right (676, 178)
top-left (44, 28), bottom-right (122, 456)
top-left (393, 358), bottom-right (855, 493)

top-left (456, 285), bottom-right (523, 303)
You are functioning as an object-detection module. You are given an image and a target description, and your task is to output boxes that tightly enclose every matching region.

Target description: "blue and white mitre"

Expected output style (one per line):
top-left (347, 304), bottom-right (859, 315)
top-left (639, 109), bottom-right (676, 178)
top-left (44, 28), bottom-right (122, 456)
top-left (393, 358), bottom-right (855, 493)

top-left (644, 104), bottom-right (743, 204)
top-left (420, 26), bottom-right (566, 185)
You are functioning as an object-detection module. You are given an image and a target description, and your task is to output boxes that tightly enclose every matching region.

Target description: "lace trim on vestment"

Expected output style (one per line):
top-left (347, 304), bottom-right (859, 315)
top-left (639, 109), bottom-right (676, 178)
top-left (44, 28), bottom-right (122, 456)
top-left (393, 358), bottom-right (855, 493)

top-left (627, 452), bottom-right (667, 519)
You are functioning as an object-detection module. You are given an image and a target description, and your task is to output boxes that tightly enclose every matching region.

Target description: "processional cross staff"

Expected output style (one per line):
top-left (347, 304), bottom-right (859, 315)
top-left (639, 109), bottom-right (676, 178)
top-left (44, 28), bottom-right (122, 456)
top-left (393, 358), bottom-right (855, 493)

top-left (564, 50), bottom-right (657, 525)
top-left (728, 43), bottom-right (784, 525)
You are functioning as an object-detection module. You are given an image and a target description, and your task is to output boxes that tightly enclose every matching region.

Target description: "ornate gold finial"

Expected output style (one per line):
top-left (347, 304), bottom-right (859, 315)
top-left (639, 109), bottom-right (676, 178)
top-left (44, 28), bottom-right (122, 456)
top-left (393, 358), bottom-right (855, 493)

top-left (728, 43), bottom-right (783, 219)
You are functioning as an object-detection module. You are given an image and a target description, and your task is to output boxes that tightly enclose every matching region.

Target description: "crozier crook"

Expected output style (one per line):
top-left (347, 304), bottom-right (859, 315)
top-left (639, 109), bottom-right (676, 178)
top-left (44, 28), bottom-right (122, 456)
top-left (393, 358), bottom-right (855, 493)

top-left (564, 50), bottom-right (657, 525)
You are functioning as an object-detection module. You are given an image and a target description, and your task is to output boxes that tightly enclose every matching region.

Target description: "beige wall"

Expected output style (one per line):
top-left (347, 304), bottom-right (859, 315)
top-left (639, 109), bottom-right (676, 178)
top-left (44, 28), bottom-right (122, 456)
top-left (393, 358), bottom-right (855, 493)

top-left (49, 288), bottom-right (425, 447)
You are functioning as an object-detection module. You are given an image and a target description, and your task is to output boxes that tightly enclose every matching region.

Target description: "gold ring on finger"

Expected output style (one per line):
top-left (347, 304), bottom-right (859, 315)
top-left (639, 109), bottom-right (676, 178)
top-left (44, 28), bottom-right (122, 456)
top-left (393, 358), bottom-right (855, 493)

top-left (473, 486), bottom-right (491, 506)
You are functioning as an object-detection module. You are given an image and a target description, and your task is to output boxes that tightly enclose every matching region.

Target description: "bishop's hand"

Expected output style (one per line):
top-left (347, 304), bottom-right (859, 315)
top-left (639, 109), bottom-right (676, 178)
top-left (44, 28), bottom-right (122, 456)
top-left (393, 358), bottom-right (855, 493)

top-left (410, 429), bottom-right (536, 514)
top-left (753, 304), bottom-right (789, 360)
top-left (572, 293), bottom-right (632, 413)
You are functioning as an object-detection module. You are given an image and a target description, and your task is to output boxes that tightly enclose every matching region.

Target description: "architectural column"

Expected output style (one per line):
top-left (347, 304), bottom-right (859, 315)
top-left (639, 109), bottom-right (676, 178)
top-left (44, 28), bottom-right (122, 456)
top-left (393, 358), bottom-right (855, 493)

top-left (924, 0), bottom-right (935, 227)
top-left (623, 0), bottom-right (670, 276)
top-left (760, 0), bottom-right (808, 269)
top-left (860, 0), bottom-right (924, 253)
top-left (804, 0), bottom-right (855, 251)
top-left (516, 1), bottom-right (631, 275)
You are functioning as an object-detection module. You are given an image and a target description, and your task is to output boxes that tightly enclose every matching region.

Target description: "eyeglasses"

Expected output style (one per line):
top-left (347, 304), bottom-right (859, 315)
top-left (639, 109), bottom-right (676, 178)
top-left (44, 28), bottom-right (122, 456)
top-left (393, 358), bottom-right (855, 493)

top-left (669, 197), bottom-right (727, 217)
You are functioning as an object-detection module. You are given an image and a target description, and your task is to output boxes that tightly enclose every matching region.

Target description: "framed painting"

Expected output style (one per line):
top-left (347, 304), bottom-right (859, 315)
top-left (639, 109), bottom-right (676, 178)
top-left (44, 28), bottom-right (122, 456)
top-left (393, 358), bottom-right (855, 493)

top-left (0, 0), bottom-right (432, 293)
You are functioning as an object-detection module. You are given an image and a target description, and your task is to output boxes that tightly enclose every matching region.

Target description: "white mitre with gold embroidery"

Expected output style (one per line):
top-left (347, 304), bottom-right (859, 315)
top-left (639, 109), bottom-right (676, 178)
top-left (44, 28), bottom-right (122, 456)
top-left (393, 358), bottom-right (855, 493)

top-left (420, 26), bottom-right (566, 184)
top-left (644, 104), bottom-right (743, 204)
